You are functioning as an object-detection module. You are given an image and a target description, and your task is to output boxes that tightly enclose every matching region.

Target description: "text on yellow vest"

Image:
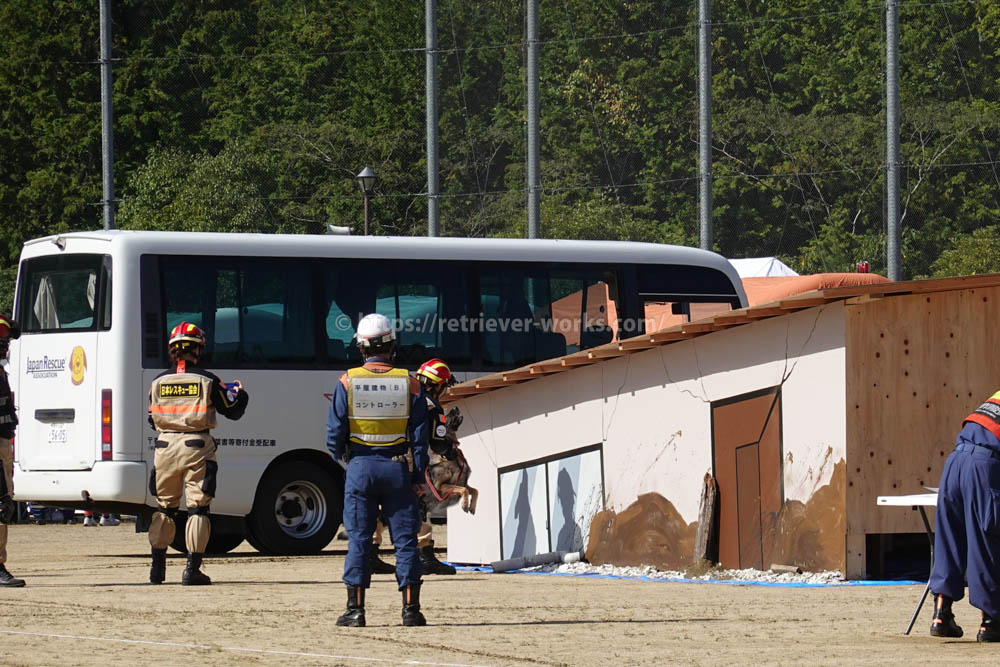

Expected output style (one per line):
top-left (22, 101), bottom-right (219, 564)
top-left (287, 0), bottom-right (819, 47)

top-left (346, 366), bottom-right (410, 447)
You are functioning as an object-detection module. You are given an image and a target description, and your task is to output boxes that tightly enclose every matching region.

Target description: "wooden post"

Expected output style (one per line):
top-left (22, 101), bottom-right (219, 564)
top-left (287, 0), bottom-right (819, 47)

top-left (693, 472), bottom-right (719, 563)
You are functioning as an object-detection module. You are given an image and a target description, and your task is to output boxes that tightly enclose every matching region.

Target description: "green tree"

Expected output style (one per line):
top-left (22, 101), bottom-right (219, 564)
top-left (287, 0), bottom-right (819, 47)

top-left (930, 226), bottom-right (1000, 277)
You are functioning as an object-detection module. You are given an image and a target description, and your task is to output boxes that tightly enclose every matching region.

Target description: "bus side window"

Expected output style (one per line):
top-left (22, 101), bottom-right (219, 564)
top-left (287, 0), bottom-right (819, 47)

top-left (163, 258), bottom-right (314, 366)
top-left (323, 261), bottom-right (376, 366)
top-left (323, 261), bottom-right (470, 368)
top-left (480, 270), bottom-right (567, 368)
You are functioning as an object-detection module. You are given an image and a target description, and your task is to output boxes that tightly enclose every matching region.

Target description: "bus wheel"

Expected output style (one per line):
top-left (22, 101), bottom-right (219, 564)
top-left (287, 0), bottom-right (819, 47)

top-left (247, 461), bottom-right (342, 555)
top-left (168, 514), bottom-right (246, 554)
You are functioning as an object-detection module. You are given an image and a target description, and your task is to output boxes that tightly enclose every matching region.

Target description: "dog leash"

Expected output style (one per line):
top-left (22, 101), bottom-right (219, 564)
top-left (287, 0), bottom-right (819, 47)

top-left (424, 446), bottom-right (468, 502)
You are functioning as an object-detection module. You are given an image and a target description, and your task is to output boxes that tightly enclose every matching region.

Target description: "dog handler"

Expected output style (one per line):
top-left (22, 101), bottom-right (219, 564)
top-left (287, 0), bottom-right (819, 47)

top-left (147, 322), bottom-right (248, 585)
top-left (928, 391), bottom-right (1000, 642)
top-left (326, 313), bottom-right (429, 627)
top-left (413, 358), bottom-right (460, 575)
top-left (0, 315), bottom-right (25, 587)
top-left (368, 358), bottom-right (460, 576)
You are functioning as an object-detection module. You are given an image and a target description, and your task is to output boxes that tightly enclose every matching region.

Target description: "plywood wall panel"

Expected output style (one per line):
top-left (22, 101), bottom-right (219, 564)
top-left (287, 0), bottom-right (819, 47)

top-left (845, 286), bottom-right (1000, 537)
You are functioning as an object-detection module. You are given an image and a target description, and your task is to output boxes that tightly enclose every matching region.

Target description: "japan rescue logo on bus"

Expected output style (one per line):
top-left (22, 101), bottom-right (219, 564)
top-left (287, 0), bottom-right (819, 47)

top-left (70, 346), bottom-right (86, 385)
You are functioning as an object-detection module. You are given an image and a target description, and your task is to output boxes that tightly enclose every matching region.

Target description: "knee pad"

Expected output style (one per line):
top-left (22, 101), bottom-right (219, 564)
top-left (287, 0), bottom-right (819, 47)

top-left (155, 506), bottom-right (180, 520)
top-left (187, 505), bottom-right (210, 516)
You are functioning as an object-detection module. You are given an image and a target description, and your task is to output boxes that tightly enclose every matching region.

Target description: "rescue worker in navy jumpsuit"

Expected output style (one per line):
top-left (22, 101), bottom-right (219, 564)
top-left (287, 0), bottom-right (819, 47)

top-left (929, 391), bottom-right (1000, 642)
top-left (0, 315), bottom-right (25, 587)
top-left (326, 313), bottom-right (429, 627)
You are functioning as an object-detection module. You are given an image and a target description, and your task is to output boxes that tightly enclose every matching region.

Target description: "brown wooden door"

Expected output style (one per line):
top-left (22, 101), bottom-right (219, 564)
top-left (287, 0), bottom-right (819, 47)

top-left (712, 387), bottom-right (782, 570)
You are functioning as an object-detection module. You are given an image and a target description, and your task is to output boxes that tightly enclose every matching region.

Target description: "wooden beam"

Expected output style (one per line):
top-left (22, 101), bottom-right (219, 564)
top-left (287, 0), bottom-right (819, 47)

top-left (715, 307), bottom-right (786, 323)
top-left (588, 346), bottom-right (628, 360)
top-left (779, 296), bottom-right (833, 309)
top-left (445, 386), bottom-right (484, 398)
top-left (474, 377), bottom-right (509, 388)
top-left (619, 337), bottom-right (657, 351)
top-left (529, 365), bottom-right (564, 375)
top-left (649, 330), bottom-right (689, 342)
top-left (502, 370), bottom-right (536, 381)
top-left (561, 356), bottom-right (596, 367)
top-left (680, 323), bottom-right (716, 334)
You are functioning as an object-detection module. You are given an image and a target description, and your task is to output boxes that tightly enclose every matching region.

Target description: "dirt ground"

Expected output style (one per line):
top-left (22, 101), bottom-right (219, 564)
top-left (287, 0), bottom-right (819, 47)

top-left (0, 522), bottom-right (997, 666)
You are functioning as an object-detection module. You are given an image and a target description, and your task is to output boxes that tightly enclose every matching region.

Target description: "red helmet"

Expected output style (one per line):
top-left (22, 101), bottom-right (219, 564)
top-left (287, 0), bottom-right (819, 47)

top-left (168, 321), bottom-right (206, 347)
top-left (417, 359), bottom-right (453, 387)
top-left (0, 315), bottom-right (20, 341)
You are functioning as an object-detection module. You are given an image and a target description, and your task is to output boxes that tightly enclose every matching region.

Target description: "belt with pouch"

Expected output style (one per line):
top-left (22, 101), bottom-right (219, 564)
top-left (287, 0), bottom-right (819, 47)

top-left (955, 442), bottom-right (1000, 459)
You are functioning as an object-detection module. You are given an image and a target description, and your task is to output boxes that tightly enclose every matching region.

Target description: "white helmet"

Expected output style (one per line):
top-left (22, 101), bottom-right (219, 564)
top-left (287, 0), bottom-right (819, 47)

top-left (355, 313), bottom-right (395, 350)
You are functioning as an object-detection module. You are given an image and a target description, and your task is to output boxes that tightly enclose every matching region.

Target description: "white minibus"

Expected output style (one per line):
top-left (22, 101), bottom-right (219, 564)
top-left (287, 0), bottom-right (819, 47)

top-left (9, 230), bottom-right (745, 554)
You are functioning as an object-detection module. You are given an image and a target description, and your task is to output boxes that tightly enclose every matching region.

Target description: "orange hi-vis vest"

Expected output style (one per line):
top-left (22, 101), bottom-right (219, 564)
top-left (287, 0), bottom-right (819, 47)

top-left (346, 366), bottom-right (410, 447)
top-left (964, 391), bottom-right (1000, 440)
top-left (149, 365), bottom-right (217, 432)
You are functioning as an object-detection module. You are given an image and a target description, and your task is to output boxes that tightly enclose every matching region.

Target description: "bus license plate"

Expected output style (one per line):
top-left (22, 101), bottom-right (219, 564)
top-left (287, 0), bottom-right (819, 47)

top-left (48, 424), bottom-right (68, 445)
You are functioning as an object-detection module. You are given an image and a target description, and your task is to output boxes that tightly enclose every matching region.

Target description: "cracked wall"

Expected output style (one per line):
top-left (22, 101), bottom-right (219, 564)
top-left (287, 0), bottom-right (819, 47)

top-left (447, 302), bottom-right (849, 567)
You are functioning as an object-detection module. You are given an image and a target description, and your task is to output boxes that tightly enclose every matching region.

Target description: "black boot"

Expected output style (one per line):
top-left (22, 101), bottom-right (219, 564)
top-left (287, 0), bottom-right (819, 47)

top-left (930, 594), bottom-right (963, 638)
top-left (369, 543), bottom-right (396, 574)
top-left (181, 553), bottom-right (212, 586)
top-left (978, 614), bottom-right (1000, 642)
top-left (420, 545), bottom-right (456, 575)
top-left (401, 582), bottom-right (427, 626)
top-left (150, 548), bottom-right (167, 585)
top-left (336, 585), bottom-right (366, 627)
top-left (0, 563), bottom-right (25, 587)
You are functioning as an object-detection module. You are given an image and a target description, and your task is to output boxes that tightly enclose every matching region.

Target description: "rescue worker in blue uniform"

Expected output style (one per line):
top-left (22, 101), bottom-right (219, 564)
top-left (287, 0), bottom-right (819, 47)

top-left (326, 313), bottom-right (429, 627)
top-left (0, 315), bottom-right (25, 587)
top-left (147, 322), bottom-right (248, 586)
top-left (929, 391), bottom-right (1000, 642)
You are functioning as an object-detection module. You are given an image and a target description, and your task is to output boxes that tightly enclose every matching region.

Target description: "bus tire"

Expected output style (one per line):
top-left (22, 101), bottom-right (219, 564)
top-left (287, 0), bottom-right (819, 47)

top-left (168, 514), bottom-right (246, 555)
top-left (246, 461), bottom-right (342, 555)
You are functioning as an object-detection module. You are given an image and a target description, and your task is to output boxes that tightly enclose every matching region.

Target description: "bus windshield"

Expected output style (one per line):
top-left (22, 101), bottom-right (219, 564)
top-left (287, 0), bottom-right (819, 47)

top-left (18, 254), bottom-right (111, 332)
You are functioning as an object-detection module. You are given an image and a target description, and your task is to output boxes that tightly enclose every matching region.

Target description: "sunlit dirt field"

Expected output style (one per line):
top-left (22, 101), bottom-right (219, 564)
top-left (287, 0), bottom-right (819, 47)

top-left (0, 522), bottom-right (997, 666)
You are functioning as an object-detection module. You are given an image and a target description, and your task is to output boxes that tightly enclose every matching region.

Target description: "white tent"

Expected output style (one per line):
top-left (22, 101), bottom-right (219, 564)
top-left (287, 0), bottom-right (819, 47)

top-left (729, 257), bottom-right (799, 278)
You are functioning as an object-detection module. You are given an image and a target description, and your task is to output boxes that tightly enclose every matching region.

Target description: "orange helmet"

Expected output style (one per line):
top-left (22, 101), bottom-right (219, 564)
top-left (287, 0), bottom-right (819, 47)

top-left (168, 321), bottom-right (206, 347)
top-left (417, 359), bottom-right (453, 388)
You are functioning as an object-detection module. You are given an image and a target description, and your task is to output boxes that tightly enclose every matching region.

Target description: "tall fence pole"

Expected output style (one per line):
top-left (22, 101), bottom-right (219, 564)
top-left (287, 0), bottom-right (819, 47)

top-left (100, 0), bottom-right (116, 230)
top-left (426, 0), bottom-right (440, 237)
top-left (526, 0), bottom-right (540, 239)
top-left (698, 0), bottom-right (712, 251)
top-left (886, 1), bottom-right (901, 280)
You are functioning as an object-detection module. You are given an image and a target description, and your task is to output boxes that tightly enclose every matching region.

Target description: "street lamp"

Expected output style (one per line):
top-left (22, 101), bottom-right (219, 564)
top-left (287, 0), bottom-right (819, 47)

top-left (355, 166), bottom-right (377, 235)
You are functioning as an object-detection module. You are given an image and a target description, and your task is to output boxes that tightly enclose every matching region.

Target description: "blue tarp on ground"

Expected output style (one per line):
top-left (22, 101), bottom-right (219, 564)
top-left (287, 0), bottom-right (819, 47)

top-left (451, 565), bottom-right (922, 588)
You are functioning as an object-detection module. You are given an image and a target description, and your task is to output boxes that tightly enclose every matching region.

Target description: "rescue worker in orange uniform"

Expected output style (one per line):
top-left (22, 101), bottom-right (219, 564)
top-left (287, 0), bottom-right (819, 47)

top-left (147, 322), bottom-right (248, 585)
top-left (368, 358), bottom-right (459, 576)
top-left (326, 313), bottom-right (428, 627)
top-left (0, 315), bottom-right (25, 587)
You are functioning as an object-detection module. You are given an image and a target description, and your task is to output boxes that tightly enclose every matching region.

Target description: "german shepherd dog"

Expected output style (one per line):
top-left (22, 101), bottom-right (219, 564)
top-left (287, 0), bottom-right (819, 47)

top-left (422, 407), bottom-right (478, 515)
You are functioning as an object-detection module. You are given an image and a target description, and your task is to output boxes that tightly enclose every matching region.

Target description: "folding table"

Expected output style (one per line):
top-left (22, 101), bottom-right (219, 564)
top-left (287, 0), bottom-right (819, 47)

top-left (876, 491), bottom-right (937, 635)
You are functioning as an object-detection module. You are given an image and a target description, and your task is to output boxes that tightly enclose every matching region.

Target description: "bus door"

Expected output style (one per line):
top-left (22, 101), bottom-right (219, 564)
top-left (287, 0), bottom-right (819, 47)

top-left (15, 254), bottom-right (110, 471)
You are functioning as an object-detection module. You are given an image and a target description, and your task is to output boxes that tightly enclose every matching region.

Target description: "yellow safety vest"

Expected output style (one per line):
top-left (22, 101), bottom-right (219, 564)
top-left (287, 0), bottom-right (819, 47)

top-left (346, 366), bottom-right (411, 447)
top-left (150, 371), bottom-right (217, 432)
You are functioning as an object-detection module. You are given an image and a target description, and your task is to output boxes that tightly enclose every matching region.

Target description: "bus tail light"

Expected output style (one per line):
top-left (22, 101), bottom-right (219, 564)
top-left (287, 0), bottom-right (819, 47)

top-left (101, 389), bottom-right (112, 460)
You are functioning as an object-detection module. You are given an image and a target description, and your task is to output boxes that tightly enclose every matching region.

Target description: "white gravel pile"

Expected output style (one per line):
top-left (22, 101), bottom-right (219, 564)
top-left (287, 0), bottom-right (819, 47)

top-left (529, 561), bottom-right (848, 585)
